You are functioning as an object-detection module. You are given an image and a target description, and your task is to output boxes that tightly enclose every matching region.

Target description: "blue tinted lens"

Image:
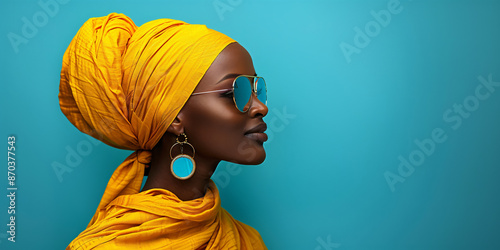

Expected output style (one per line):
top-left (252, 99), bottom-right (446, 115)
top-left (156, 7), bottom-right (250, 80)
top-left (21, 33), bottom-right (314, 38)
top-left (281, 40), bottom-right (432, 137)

top-left (234, 76), bottom-right (252, 112)
top-left (256, 78), bottom-right (267, 105)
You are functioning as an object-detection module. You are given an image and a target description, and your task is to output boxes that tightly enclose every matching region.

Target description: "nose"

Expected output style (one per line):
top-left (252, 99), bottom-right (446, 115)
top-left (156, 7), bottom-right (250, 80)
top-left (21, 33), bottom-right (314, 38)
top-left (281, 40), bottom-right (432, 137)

top-left (248, 92), bottom-right (268, 117)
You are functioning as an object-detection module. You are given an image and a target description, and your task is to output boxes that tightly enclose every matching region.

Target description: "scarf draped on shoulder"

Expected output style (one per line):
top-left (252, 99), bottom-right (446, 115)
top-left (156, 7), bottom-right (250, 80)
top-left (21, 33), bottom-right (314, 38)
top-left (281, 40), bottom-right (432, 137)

top-left (59, 13), bottom-right (266, 249)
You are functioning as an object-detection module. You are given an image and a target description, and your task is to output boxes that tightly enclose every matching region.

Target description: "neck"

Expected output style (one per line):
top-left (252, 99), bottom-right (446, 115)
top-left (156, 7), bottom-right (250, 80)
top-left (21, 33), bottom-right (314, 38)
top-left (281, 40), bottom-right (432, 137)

top-left (141, 152), bottom-right (219, 201)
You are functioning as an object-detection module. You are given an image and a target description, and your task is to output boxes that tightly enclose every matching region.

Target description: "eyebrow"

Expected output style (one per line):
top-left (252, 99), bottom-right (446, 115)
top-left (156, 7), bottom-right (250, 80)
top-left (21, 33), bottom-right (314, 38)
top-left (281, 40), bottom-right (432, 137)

top-left (216, 73), bottom-right (258, 84)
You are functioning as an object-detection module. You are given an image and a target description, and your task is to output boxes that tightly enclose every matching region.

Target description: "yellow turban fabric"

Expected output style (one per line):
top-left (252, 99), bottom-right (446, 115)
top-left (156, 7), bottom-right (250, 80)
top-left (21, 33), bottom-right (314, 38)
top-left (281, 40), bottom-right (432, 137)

top-left (59, 13), bottom-right (267, 249)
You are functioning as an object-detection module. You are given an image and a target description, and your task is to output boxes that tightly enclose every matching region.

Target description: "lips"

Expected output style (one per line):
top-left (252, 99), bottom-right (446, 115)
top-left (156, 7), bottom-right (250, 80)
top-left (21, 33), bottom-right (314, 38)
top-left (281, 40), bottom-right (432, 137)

top-left (245, 123), bottom-right (268, 143)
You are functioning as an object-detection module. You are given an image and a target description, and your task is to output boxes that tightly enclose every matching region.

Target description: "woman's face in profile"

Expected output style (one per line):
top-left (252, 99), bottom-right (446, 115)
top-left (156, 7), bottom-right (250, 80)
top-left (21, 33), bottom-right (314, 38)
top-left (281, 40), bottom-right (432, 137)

top-left (179, 42), bottom-right (269, 165)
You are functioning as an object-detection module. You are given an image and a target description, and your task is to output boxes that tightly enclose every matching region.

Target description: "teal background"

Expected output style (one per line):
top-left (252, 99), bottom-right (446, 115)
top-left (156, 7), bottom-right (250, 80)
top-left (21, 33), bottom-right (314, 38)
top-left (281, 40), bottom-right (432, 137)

top-left (1, 0), bottom-right (500, 249)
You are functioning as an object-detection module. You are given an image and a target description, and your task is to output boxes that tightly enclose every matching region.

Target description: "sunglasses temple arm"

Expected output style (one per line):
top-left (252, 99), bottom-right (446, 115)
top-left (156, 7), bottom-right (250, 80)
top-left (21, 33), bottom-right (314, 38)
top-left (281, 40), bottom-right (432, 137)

top-left (191, 88), bottom-right (232, 96)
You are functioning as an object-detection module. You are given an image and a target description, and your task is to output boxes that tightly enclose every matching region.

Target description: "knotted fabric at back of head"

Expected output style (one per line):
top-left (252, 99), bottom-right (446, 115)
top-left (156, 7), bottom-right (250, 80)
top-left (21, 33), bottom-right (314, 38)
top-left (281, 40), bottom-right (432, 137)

top-left (59, 13), bottom-right (235, 227)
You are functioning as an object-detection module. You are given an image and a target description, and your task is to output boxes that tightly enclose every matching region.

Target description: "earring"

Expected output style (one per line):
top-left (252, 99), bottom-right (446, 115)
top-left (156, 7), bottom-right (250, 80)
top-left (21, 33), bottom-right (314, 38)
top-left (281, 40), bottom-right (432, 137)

top-left (170, 133), bottom-right (196, 180)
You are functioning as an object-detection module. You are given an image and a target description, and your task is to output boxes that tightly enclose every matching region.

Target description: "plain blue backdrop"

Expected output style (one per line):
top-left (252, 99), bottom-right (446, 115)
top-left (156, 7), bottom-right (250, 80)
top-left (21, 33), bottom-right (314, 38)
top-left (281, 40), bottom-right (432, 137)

top-left (1, 0), bottom-right (500, 249)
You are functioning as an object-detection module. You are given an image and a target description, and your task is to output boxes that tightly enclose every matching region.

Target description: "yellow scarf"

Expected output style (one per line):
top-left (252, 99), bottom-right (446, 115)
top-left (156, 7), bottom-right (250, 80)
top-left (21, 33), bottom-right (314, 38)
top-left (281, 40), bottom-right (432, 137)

top-left (66, 180), bottom-right (265, 249)
top-left (59, 13), bottom-right (266, 249)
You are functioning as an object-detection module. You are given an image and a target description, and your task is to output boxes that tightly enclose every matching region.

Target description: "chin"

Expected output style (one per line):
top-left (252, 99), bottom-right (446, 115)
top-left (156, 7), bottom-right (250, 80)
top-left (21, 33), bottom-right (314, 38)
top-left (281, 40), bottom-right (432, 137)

top-left (233, 141), bottom-right (267, 165)
top-left (243, 148), bottom-right (267, 165)
top-left (248, 153), bottom-right (266, 165)
top-left (232, 156), bottom-right (266, 165)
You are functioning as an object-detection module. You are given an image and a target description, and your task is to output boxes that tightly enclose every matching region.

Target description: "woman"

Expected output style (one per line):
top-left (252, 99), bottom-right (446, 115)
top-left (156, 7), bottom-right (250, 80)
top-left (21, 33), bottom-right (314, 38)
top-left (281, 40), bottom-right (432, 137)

top-left (59, 13), bottom-right (268, 249)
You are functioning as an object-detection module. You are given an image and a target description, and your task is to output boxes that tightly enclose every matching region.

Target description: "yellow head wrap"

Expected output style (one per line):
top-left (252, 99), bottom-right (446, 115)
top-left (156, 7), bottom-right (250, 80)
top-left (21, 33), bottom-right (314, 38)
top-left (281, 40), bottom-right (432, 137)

top-left (59, 13), bottom-right (266, 249)
top-left (59, 12), bottom-right (234, 220)
top-left (59, 13), bottom-right (265, 249)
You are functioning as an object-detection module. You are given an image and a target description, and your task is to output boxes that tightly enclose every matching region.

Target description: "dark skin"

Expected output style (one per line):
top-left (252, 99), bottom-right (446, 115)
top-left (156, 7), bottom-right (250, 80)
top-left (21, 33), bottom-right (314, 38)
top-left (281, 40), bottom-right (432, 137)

top-left (141, 43), bottom-right (269, 201)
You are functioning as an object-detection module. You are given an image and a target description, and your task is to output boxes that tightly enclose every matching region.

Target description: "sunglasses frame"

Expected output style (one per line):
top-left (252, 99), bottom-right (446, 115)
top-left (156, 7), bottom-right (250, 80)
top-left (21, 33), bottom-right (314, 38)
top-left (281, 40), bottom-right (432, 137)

top-left (191, 75), bottom-right (267, 113)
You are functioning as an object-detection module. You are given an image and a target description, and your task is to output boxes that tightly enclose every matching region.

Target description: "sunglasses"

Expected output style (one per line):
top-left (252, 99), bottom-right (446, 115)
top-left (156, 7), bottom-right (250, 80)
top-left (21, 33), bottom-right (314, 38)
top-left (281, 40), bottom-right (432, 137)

top-left (191, 75), bottom-right (267, 112)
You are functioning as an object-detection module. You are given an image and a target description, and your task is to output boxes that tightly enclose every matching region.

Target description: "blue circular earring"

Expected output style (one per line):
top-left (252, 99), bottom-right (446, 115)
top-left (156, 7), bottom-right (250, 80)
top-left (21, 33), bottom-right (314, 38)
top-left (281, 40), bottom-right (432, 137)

top-left (170, 133), bottom-right (196, 180)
